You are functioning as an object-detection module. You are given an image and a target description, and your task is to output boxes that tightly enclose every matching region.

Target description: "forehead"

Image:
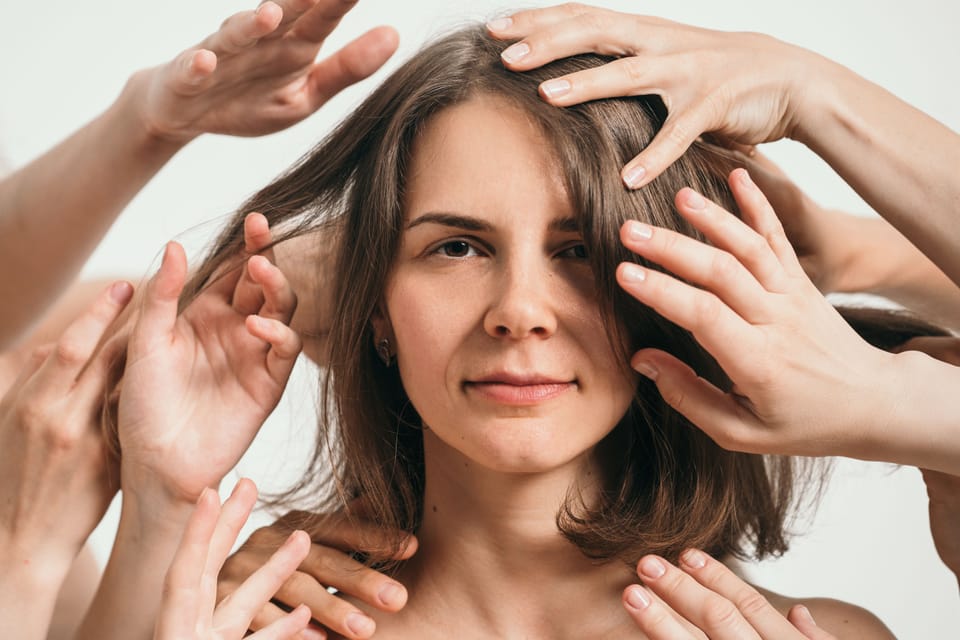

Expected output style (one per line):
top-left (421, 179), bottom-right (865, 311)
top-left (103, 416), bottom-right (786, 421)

top-left (403, 95), bottom-right (572, 220)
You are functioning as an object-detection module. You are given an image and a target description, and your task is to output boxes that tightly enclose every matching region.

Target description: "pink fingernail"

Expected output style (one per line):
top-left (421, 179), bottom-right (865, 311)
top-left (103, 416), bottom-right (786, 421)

top-left (487, 17), bottom-right (513, 31)
top-left (627, 221), bottom-right (653, 241)
top-left (540, 78), bottom-right (571, 99)
top-left (501, 42), bottom-right (530, 63)
top-left (621, 264), bottom-right (646, 283)
top-left (300, 627), bottom-right (326, 640)
top-left (681, 548), bottom-right (707, 569)
top-left (378, 582), bottom-right (405, 607)
top-left (109, 281), bottom-right (133, 304)
top-left (623, 165), bottom-right (646, 188)
top-left (684, 189), bottom-right (706, 210)
top-left (632, 360), bottom-right (658, 381)
top-left (639, 557), bottom-right (666, 580)
top-left (345, 612), bottom-right (375, 637)
top-left (625, 585), bottom-right (651, 609)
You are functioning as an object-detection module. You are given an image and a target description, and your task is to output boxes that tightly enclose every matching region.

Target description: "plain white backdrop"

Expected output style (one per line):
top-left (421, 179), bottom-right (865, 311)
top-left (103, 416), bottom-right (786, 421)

top-left (2, 0), bottom-right (958, 636)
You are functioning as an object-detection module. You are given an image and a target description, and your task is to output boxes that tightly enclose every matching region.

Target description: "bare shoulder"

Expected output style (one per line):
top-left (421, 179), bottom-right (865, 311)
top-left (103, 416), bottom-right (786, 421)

top-left (756, 585), bottom-right (896, 639)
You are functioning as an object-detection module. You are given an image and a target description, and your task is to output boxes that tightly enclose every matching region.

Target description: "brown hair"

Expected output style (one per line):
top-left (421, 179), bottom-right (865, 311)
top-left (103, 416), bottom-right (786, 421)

top-left (180, 25), bottom-right (943, 566)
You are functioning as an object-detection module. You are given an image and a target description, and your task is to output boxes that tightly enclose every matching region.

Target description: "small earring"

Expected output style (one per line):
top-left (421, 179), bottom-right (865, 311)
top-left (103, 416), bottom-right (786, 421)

top-left (376, 338), bottom-right (393, 366)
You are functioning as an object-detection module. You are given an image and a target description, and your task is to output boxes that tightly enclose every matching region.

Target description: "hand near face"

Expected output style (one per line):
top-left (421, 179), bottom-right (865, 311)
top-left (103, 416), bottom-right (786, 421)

top-left (119, 216), bottom-right (301, 508)
top-left (130, 0), bottom-right (398, 144)
top-left (154, 478), bottom-right (312, 640)
top-left (623, 551), bottom-right (836, 639)
top-left (616, 168), bottom-right (908, 463)
top-left (488, 3), bottom-right (810, 187)
top-left (0, 280), bottom-right (131, 575)
top-left (218, 510), bottom-right (416, 639)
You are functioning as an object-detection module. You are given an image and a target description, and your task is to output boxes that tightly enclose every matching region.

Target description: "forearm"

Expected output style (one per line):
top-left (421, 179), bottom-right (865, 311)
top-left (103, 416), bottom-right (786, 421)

top-left (792, 54), bottom-right (960, 286)
top-left (0, 77), bottom-right (184, 349)
top-left (825, 213), bottom-right (960, 330)
top-left (75, 493), bottom-right (194, 640)
top-left (0, 551), bottom-right (75, 640)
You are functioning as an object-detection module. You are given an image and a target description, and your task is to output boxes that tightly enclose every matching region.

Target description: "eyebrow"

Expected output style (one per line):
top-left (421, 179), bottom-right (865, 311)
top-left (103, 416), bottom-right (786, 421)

top-left (406, 211), bottom-right (580, 233)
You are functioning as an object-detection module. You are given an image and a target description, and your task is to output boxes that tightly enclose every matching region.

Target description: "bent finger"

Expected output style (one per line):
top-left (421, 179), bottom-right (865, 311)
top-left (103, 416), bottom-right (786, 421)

top-left (486, 4), bottom-right (593, 39)
top-left (202, 3), bottom-right (283, 56)
top-left (248, 256), bottom-right (298, 324)
top-left (787, 605), bottom-right (838, 640)
top-left (246, 604), bottom-right (312, 639)
top-left (246, 316), bottom-right (303, 382)
top-left (287, 0), bottom-right (359, 43)
top-left (233, 213), bottom-right (275, 315)
top-left (248, 600), bottom-right (326, 639)
top-left (622, 108), bottom-right (713, 189)
top-left (37, 280), bottom-right (134, 389)
top-left (623, 584), bottom-right (702, 638)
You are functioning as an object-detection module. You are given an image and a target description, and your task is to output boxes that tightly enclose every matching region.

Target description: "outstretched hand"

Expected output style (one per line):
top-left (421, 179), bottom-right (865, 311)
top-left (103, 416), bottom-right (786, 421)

top-left (488, 3), bottom-right (809, 188)
top-left (119, 216), bottom-right (301, 508)
top-left (131, 0), bottom-right (398, 143)
top-left (616, 168), bottom-right (903, 463)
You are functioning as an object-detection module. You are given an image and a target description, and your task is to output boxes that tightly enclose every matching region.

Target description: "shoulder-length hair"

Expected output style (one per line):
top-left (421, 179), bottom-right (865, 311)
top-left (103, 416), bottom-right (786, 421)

top-left (180, 25), bottom-right (946, 566)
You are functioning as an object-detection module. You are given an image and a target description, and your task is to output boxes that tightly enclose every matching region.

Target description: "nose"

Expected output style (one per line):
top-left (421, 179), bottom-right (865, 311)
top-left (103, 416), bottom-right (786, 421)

top-left (483, 263), bottom-right (558, 340)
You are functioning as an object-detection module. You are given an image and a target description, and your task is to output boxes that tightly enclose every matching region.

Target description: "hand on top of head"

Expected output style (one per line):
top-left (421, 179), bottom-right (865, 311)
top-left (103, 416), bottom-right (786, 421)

top-left (0, 280), bottom-right (132, 579)
top-left (487, 3), bottom-right (811, 188)
top-left (118, 213), bottom-right (302, 510)
top-left (130, 0), bottom-right (399, 144)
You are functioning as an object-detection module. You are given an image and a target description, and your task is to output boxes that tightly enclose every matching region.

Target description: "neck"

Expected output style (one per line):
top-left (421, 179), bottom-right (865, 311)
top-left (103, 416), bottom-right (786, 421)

top-left (390, 431), bottom-right (636, 639)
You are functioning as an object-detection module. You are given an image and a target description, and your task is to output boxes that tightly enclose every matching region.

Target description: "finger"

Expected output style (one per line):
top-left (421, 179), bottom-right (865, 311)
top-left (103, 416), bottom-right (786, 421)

top-left (622, 107), bottom-right (714, 189)
top-left (305, 26), bottom-right (399, 108)
top-left (265, 0), bottom-right (319, 38)
top-left (622, 584), bottom-right (700, 638)
top-left (156, 488), bottom-right (221, 638)
top-left (279, 511), bottom-right (418, 561)
top-left (486, 4), bottom-right (593, 39)
top-left (247, 604), bottom-right (312, 640)
top-left (787, 605), bottom-right (838, 640)
top-left (245, 315), bottom-right (303, 382)
top-left (201, 3), bottom-right (283, 56)
top-left (297, 542), bottom-right (406, 612)
top-left (36, 280), bottom-right (134, 389)
top-left (616, 261), bottom-right (760, 369)
top-left (201, 480), bottom-right (260, 616)
top-left (620, 218), bottom-right (769, 319)
top-left (536, 55), bottom-right (667, 106)
top-left (248, 600), bottom-right (327, 639)
top-left (271, 571), bottom-right (376, 639)
top-left (496, 9), bottom-right (639, 69)
top-left (727, 169), bottom-right (805, 278)
top-left (636, 555), bottom-right (765, 639)
top-left (676, 549), bottom-right (807, 637)
top-left (233, 213), bottom-right (274, 315)
top-left (248, 256), bottom-right (298, 324)
top-left (4, 343), bottom-right (54, 399)
top-left (215, 530), bottom-right (312, 635)
top-left (132, 242), bottom-right (188, 350)
top-left (895, 336), bottom-right (960, 366)
top-left (287, 0), bottom-right (358, 43)
top-left (630, 349), bottom-right (764, 453)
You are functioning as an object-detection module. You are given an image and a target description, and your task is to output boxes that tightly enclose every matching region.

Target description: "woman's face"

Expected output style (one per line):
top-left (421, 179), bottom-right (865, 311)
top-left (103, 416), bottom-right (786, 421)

top-left (380, 95), bottom-right (636, 475)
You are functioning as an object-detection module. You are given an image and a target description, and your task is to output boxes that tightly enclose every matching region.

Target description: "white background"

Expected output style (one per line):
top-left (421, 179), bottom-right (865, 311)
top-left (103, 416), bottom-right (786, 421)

top-left (2, 0), bottom-right (958, 636)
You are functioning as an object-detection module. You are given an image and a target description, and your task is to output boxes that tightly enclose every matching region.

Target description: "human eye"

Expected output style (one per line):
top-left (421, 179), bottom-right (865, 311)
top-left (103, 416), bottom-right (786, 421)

top-left (431, 239), bottom-right (482, 258)
top-left (556, 243), bottom-right (588, 260)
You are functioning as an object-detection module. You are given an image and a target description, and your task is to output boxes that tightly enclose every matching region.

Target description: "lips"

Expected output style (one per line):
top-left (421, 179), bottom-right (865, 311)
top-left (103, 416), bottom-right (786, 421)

top-left (465, 373), bottom-right (576, 405)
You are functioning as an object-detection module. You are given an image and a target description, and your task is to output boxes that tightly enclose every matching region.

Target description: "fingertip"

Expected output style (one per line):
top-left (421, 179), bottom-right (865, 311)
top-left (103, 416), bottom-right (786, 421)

top-left (679, 548), bottom-right (708, 570)
top-left (486, 16), bottom-right (513, 34)
top-left (255, 1), bottom-right (283, 30)
top-left (623, 584), bottom-right (651, 611)
top-left (108, 280), bottom-right (134, 305)
top-left (190, 49), bottom-right (217, 79)
top-left (622, 163), bottom-right (648, 189)
top-left (630, 357), bottom-right (659, 381)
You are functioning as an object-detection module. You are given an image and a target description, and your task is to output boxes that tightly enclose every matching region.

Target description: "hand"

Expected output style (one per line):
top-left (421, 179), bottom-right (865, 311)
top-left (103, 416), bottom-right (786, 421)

top-left (154, 478), bottom-right (312, 640)
top-left (622, 550), bottom-right (834, 638)
top-left (129, 0), bottom-right (398, 143)
top-left (0, 281), bottom-right (132, 577)
top-left (488, 3), bottom-right (814, 187)
top-left (616, 168), bottom-right (898, 460)
top-left (119, 216), bottom-right (301, 509)
top-left (219, 510), bottom-right (417, 640)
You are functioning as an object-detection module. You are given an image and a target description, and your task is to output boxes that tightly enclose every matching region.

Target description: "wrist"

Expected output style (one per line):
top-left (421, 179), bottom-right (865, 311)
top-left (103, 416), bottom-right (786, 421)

top-left (0, 538), bottom-right (75, 598)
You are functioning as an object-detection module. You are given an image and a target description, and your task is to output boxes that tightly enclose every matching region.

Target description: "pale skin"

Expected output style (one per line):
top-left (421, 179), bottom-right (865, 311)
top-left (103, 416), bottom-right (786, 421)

top-left (0, 0), bottom-right (398, 350)
top-left (487, 2), bottom-right (960, 475)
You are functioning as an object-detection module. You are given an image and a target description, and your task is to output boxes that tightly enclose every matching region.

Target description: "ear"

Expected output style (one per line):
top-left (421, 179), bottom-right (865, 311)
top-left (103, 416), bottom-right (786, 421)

top-left (370, 301), bottom-right (395, 344)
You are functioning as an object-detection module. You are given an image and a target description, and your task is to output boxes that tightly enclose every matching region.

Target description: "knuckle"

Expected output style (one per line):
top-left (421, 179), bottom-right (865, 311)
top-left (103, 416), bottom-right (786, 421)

top-left (619, 56), bottom-right (647, 89)
top-left (708, 251), bottom-right (740, 284)
top-left (735, 587), bottom-right (771, 618)
top-left (702, 596), bottom-right (741, 629)
top-left (54, 338), bottom-right (88, 367)
top-left (691, 293), bottom-right (720, 327)
top-left (562, 2), bottom-right (588, 17)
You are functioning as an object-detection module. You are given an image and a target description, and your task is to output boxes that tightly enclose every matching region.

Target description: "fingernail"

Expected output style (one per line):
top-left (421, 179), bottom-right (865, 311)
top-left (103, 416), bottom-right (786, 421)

top-left (625, 585), bottom-right (650, 610)
top-left (626, 221), bottom-right (653, 241)
top-left (345, 612), bottom-right (375, 637)
top-left (621, 263), bottom-right (646, 283)
top-left (632, 360), bottom-right (658, 381)
top-left (738, 168), bottom-right (755, 189)
top-left (684, 189), bottom-right (706, 210)
top-left (196, 487), bottom-right (209, 505)
top-left (622, 164), bottom-right (647, 188)
top-left (639, 557), bottom-right (666, 580)
top-left (109, 281), bottom-right (133, 304)
top-left (500, 42), bottom-right (530, 63)
top-left (487, 17), bottom-right (513, 31)
top-left (378, 582), bottom-right (405, 607)
top-left (540, 78), bottom-right (571, 99)
top-left (795, 605), bottom-right (817, 626)
top-left (681, 548), bottom-right (707, 569)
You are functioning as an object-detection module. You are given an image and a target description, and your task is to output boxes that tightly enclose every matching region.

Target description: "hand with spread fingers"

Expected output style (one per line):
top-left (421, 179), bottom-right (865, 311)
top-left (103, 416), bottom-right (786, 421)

top-left (488, 3), bottom-right (960, 286)
top-left (154, 479), bottom-right (312, 640)
top-left (77, 216), bottom-right (303, 640)
top-left (622, 550), bottom-right (890, 639)
top-left (0, 281), bottom-right (133, 640)
top-left (616, 168), bottom-right (960, 476)
top-left (131, 0), bottom-right (399, 143)
top-left (218, 511), bottom-right (417, 640)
